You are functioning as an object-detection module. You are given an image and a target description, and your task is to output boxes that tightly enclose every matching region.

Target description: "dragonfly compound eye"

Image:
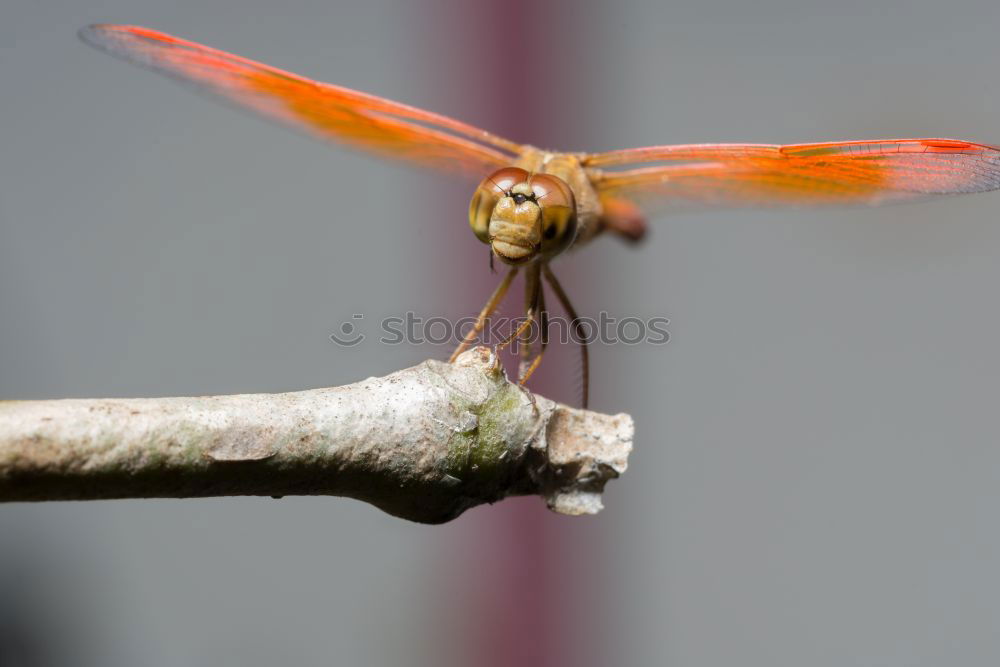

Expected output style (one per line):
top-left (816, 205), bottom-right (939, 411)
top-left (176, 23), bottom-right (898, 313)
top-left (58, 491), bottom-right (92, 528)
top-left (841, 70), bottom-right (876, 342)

top-left (469, 167), bottom-right (529, 244)
top-left (530, 173), bottom-right (578, 257)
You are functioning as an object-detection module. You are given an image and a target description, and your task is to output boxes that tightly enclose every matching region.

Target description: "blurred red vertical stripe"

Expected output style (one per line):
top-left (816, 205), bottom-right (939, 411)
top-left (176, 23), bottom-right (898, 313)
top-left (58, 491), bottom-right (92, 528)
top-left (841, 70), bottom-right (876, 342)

top-left (415, 1), bottom-right (593, 665)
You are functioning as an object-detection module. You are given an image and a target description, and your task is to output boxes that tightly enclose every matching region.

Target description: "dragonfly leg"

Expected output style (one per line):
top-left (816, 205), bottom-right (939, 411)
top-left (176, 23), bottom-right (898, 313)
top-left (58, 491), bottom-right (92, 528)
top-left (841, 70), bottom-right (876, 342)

top-left (449, 266), bottom-right (519, 363)
top-left (519, 273), bottom-right (548, 386)
top-left (543, 264), bottom-right (589, 410)
top-left (495, 302), bottom-right (535, 353)
top-left (518, 264), bottom-right (541, 379)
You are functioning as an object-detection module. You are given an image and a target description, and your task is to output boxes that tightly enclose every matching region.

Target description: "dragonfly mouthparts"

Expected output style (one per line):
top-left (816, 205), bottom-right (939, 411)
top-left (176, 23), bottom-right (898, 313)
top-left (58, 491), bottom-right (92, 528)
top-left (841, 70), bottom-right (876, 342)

top-left (491, 239), bottom-right (537, 265)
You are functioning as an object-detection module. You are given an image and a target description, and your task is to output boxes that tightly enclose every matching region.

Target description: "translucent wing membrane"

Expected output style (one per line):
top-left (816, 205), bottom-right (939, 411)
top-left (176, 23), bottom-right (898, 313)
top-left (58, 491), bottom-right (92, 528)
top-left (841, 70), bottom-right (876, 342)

top-left (585, 139), bottom-right (1000, 212)
top-left (80, 25), bottom-right (523, 177)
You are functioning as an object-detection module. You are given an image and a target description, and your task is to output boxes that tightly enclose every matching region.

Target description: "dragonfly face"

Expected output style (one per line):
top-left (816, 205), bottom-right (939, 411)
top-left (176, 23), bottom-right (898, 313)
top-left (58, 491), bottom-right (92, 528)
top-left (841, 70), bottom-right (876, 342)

top-left (469, 167), bottom-right (578, 265)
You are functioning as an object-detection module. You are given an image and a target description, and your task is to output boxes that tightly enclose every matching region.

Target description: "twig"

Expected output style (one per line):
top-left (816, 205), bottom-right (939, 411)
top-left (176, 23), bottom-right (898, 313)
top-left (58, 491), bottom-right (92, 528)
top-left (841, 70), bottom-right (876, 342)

top-left (0, 347), bottom-right (633, 524)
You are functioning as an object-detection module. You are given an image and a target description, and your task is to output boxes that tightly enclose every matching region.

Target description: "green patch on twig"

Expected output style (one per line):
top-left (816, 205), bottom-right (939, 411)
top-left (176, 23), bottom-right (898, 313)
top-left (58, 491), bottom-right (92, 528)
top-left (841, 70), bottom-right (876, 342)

top-left (445, 381), bottom-right (526, 486)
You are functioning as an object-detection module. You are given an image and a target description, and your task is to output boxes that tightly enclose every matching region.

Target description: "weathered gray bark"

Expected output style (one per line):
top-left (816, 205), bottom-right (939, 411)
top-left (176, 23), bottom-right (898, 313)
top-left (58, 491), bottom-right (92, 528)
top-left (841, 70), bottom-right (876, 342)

top-left (0, 347), bottom-right (633, 524)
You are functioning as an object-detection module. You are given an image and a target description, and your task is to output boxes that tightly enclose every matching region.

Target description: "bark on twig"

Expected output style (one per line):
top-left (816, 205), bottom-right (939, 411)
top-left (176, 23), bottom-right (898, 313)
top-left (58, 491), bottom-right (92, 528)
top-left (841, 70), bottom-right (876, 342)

top-left (0, 347), bottom-right (633, 523)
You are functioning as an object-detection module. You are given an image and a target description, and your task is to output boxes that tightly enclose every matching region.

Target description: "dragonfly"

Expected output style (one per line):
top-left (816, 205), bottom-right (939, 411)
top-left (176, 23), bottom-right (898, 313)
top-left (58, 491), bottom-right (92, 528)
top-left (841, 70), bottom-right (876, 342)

top-left (81, 25), bottom-right (1000, 409)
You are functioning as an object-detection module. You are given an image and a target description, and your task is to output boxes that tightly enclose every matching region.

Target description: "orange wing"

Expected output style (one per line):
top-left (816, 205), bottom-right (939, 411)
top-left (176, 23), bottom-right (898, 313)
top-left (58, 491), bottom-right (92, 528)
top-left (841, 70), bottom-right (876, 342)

top-left (79, 25), bottom-right (522, 178)
top-left (585, 139), bottom-right (1000, 212)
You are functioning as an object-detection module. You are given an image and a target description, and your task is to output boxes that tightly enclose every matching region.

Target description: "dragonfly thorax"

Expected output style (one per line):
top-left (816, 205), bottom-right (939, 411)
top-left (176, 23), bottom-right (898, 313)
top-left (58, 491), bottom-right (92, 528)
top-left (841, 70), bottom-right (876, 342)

top-left (469, 167), bottom-right (577, 265)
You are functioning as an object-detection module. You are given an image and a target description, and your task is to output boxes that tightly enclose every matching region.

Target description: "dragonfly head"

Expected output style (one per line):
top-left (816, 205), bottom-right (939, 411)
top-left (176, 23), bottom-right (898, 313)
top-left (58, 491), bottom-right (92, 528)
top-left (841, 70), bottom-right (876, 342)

top-left (469, 167), bottom-right (577, 266)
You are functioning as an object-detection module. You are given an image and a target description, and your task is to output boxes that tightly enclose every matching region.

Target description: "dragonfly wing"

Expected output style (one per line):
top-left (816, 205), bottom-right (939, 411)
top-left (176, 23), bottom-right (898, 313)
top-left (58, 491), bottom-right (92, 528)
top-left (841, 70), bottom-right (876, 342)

top-left (584, 139), bottom-right (1000, 213)
top-left (80, 25), bottom-right (523, 178)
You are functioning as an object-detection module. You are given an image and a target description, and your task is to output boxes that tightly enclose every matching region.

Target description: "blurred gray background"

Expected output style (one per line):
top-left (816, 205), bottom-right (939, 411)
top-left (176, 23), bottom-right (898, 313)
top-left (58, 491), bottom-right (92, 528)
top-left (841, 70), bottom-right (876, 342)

top-left (4, 1), bottom-right (1000, 665)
